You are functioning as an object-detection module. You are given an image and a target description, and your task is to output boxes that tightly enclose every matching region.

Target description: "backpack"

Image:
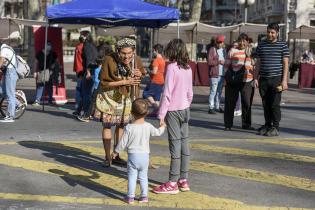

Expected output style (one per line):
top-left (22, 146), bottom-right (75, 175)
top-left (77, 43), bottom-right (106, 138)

top-left (0, 44), bottom-right (30, 79)
top-left (15, 55), bottom-right (30, 79)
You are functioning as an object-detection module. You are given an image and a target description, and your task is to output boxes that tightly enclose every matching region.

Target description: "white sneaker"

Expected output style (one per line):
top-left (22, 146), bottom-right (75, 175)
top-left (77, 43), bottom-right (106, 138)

top-left (234, 110), bottom-right (242, 117)
top-left (0, 116), bottom-right (15, 123)
top-left (32, 102), bottom-right (40, 106)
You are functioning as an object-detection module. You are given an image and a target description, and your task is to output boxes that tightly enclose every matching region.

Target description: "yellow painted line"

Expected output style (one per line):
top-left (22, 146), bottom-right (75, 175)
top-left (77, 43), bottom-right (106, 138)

top-left (151, 140), bottom-right (315, 164)
top-left (0, 193), bottom-right (312, 210)
top-left (19, 141), bottom-right (315, 194)
top-left (1, 154), bottom-right (306, 210)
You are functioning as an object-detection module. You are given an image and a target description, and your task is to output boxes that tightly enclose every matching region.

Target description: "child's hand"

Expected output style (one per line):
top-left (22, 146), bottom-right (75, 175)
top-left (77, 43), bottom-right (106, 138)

top-left (111, 152), bottom-right (118, 160)
top-left (160, 119), bottom-right (166, 128)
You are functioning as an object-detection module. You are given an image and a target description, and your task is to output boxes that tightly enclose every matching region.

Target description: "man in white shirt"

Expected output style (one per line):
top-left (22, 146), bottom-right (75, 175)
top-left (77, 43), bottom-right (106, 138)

top-left (0, 42), bottom-right (18, 122)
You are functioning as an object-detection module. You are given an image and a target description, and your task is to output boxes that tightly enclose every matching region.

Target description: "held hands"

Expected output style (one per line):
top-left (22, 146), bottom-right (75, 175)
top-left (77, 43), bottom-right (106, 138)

top-left (159, 118), bottom-right (166, 128)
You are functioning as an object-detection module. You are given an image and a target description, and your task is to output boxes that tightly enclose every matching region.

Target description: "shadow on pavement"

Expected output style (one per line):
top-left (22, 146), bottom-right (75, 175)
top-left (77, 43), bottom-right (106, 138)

top-left (26, 106), bottom-right (76, 120)
top-left (18, 141), bottom-right (162, 199)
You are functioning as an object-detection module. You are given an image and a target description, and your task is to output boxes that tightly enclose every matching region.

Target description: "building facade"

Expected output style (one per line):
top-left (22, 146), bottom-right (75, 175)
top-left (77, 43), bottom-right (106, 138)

top-left (201, 0), bottom-right (240, 26)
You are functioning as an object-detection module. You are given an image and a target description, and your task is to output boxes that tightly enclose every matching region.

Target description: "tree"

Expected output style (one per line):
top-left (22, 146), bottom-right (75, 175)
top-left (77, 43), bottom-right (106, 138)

top-left (189, 0), bottom-right (203, 22)
top-left (23, 0), bottom-right (41, 73)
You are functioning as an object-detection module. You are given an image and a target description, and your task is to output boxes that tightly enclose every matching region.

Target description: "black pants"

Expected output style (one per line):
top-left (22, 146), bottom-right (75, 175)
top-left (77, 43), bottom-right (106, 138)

top-left (259, 76), bottom-right (282, 129)
top-left (224, 82), bottom-right (255, 128)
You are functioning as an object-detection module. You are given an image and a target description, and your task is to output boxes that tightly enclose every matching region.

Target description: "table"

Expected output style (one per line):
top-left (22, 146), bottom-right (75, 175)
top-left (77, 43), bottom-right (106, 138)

top-left (195, 62), bottom-right (210, 86)
top-left (299, 63), bottom-right (315, 88)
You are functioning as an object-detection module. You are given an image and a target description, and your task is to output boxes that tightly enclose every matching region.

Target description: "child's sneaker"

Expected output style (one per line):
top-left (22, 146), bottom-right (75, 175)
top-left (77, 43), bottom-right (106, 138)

top-left (177, 179), bottom-right (190, 192)
top-left (139, 196), bottom-right (148, 203)
top-left (124, 196), bottom-right (134, 204)
top-left (152, 181), bottom-right (179, 194)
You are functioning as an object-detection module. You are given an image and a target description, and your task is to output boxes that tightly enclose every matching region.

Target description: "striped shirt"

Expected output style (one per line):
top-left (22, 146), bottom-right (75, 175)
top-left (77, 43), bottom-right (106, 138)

top-left (256, 41), bottom-right (289, 78)
top-left (224, 48), bottom-right (254, 82)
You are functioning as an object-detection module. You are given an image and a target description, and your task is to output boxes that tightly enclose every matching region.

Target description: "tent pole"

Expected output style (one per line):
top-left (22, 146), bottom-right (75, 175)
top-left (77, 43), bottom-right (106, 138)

top-left (150, 28), bottom-right (153, 60)
top-left (191, 27), bottom-right (194, 59)
top-left (195, 23), bottom-right (198, 61)
top-left (9, 19), bottom-right (11, 45)
top-left (42, 25), bottom-right (49, 112)
top-left (299, 26), bottom-right (302, 62)
top-left (177, 19), bottom-right (179, 38)
top-left (157, 28), bottom-right (160, 43)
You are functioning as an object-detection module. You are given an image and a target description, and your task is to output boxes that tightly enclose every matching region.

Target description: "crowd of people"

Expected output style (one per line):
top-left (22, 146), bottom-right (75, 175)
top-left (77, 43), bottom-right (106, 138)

top-left (0, 23), bottom-right (290, 203)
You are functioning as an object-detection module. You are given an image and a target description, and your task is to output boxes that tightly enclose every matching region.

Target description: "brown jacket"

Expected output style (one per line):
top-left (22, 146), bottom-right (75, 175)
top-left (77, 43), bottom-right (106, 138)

top-left (99, 53), bottom-right (146, 98)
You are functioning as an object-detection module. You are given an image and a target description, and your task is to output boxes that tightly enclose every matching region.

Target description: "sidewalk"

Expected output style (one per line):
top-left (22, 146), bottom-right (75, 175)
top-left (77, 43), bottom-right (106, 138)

top-left (17, 61), bottom-right (315, 105)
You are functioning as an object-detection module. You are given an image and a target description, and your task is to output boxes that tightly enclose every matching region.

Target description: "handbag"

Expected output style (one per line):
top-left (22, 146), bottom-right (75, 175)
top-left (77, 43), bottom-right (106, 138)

top-left (96, 90), bottom-right (132, 116)
top-left (37, 69), bottom-right (50, 83)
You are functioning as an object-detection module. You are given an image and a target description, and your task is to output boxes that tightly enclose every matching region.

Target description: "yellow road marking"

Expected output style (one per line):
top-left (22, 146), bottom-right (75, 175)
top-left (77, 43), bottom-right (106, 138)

top-left (151, 140), bottom-right (315, 164)
top-left (0, 192), bottom-right (312, 210)
top-left (16, 141), bottom-right (315, 194)
top-left (1, 153), bottom-right (303, 210)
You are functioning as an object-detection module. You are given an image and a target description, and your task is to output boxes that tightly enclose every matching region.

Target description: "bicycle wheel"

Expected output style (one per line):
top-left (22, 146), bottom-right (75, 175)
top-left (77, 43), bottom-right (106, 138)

top-left (0, 96), bottom-right (26, 119)
top-left (15, 95), bottom-right (26, 119)
top-left (0, 97), bottom-right (7, 117)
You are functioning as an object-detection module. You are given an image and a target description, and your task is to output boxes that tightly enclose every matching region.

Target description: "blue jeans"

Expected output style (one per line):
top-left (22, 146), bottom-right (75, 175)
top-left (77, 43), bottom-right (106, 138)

top-left (208, 76), bottom-right (224, 110)
top-left (2, 68), bottom-right (18, 117)
top-left (35, 79), bottom-right (53, 103)
top-left (127, 153), bottom-right (149, 198)
top-left (75, 77), bottom-right (83, 111)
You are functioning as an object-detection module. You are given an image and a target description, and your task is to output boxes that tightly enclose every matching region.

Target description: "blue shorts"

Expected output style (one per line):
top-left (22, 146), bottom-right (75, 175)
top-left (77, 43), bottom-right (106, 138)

top-left (142, 83), bottom-right (163, 101)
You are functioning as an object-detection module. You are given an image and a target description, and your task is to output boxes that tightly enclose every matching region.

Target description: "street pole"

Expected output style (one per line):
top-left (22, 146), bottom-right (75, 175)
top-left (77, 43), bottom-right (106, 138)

top-left (238, 0), bottom-right (255, 24)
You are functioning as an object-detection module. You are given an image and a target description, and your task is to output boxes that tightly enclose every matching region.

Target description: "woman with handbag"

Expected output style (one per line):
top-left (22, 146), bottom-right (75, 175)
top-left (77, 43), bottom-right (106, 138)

top-left (32, 42), bottom-right (59, 106)
top-left (223, 33), bottom-right (255, 131)
top-left (94, 37), bottom-right (146, 167)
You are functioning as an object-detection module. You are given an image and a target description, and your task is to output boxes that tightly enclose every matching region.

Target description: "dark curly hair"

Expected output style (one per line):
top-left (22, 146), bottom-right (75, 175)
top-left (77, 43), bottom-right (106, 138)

top-left (164, 38), bottom-right (190, 69)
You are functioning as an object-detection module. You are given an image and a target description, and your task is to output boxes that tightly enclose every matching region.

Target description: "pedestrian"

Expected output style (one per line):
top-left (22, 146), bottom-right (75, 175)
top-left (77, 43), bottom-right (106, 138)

top-left (153, 38), bottom-right (193, 194)
top-left (223, 33), bottom-right (255, 131)
top-left (80, 34), bottom-right (98, 118)
top-left (32, 41), bottom-right (59, 106)
top-left (254, 23), bottom-right (289, 136)
top-left (112, 98), bottom-right (165, 204)
top-left (143, 43), bottom-right (165, 116)
top-left (94, 37), bottom-right (146, 167)
top-left (0, 42), bottom-right (18, 122)
top-left (72, 34), bottom-right (87, 116)
top-left (77, 55), bottom-right (103, 122)
top-left (207, 35), bottom-right (226, 114)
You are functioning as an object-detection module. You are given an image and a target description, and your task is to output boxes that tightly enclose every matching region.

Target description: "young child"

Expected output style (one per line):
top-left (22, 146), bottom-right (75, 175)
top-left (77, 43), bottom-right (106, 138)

top-left (152, 38), bottom-right (193, 194)
top-left (112, 98), bottom-right (165, 204)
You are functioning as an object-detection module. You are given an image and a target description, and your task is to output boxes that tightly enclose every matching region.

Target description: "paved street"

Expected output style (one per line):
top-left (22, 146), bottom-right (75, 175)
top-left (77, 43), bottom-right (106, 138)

top-left (1, 75), bottom-right (315, 209)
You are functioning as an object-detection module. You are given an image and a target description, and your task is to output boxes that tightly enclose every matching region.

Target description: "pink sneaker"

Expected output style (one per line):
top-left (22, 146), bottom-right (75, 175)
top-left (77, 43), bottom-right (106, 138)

top-left (124, 196), bottom-right (134, 204)
top-left (178, 179), bottom-right (190, 192)
top-left (152, 181), bottom-right (179, 194)
top-left (139, 196), bottom-right (148, 203)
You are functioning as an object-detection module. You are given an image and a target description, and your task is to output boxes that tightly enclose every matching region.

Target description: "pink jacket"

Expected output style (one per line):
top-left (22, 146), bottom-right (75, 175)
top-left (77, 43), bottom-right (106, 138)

top-left (158, 62), bottom-right (193, 119)
top-left (208, 47), bottom-right (226, 78)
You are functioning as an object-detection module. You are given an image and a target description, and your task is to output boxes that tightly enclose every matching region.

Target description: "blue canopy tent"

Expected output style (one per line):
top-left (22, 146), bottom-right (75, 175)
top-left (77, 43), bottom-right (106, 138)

top-left (46, 0), bottom-right (179, 28)
top-left (40, 0), bottom-right (179, 110)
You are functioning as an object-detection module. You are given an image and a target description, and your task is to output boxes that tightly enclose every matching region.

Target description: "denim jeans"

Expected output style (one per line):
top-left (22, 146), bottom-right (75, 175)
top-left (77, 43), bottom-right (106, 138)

top-left (127, 153), bottom-right (149, 198)
top-left (35, 79), bottom-right (53, 103)
top-left (208, 76), bottom-right (224, 110)
top-left (75, 77), bottom-right (83, 111)
top-left (2, 68), bottom-right (18, 117)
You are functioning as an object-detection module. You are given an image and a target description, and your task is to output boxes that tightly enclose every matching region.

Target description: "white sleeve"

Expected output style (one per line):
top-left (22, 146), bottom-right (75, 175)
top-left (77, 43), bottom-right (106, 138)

top-left (114, 127), bottom-right (129, 153)
top-left (149, 124), bottom-right (165, 137)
